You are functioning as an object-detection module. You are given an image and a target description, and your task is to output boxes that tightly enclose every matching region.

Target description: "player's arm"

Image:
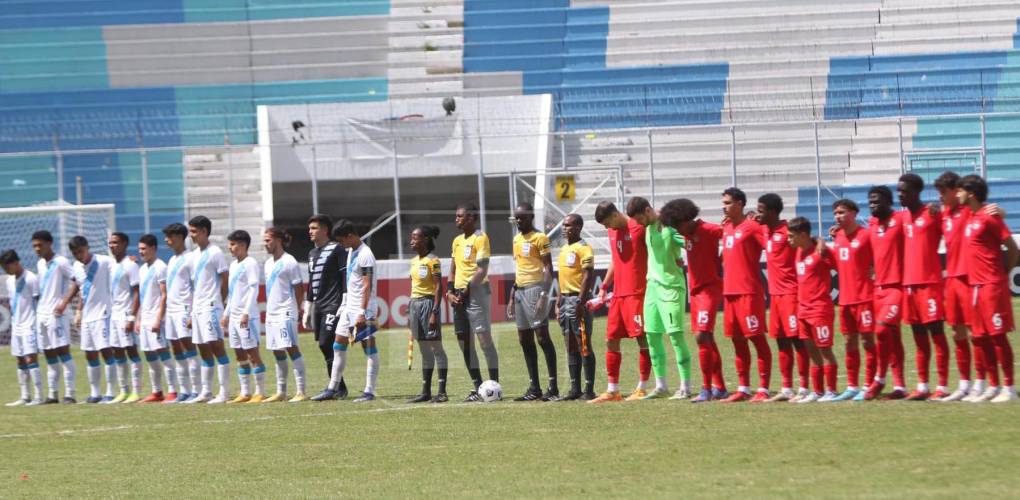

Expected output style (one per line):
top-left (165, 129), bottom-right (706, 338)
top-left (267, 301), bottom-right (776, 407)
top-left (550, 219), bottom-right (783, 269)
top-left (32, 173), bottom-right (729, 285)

top-left (1004, 235), bottom-right (1019, 272)
top-left (154, 281), bottom-right (167, 333)
top-left (357, 271), bottom-right (373, 324)
top-left (446, 256), bottom-right (461, 306)
top-left (430, 261), bottom-right (443, 328)
top-left (599, 259), bottom-right (614, 300)
top-left (292, 264), bottom-right (306, 318)
top-left (53, 280), bottom-right (79, 317)
top-left (128, 283), bottom-right (140, 333)
top-left (470, 236), bottom-right (490, 288)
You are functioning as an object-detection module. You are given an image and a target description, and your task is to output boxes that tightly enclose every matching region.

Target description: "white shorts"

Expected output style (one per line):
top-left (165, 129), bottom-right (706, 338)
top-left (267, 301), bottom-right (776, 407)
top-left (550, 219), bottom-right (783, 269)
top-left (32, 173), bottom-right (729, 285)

top-left (10, 329), bottom-right (39, 357)
top-left (228, 315), bottom-right (260, 350)
top-left (109, 317), bottom-right (136, 349)
top-left (266, 318), bottom-right (298, 351)
top-left (336, 308), bottom-right (378, 341)
top-left (80, 317), bottom-right (111, 352)
top-left (36, 314), bottom-right (71, 351)
top-left (137, 317), bottom-right (168, 352)
top-left (191, 308), bottom-right (224, 344)
top-left (165, 310), bottom-right (191, 341)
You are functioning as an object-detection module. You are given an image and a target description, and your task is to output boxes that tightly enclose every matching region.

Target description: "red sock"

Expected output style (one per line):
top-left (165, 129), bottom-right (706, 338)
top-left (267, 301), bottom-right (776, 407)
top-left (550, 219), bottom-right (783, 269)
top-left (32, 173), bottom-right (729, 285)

top-left (778, 342), bottom-right (794, 389)
top-left (606, 350), bottom-right (622, 385)
top-left (864, 338), bottom-right (877, 385)
top-left (810, 365), bottom-right (823, 394)
top-left (796, 343), bottom-right (810, 389)
top-left (845, 348), bottom-right (860, 388)
top-left (932, 332), bottom-right (950, 387)
top-left (698, 342), bottom-right (714, 390)
top-left (638, 348), bottom-right (651, 382)
top-left (993, 335), bottom-right (1014, 386)
top-left (749, 334), bottom-right (772, 390)
top-left (711, 341), bottom-right (726, 390)
top-left (980, 337), bottom-right (1000, 387)
top-left (913, 330), bottom-right (931, 385)
top-left (824, 363), bottom-right (838, 393)
top-left (973, 336), bottom-right (987, 381)
top-left (891, 328), bottom-right (906, 387)
top-left (732, 336), bottom-right (751, 387)
top-left (954, 338), bottom-right (972, 382)
top-left (875, 326), bottom-right (892, 380)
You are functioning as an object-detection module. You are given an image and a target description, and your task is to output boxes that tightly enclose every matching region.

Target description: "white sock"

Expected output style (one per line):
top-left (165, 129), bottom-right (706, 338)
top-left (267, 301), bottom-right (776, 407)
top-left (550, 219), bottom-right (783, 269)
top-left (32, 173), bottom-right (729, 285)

top-left (959, 379), bottom-right (971, 392)
top-left (130, 359), bottom-right (143, 394)
top-left (253, 365), bottom-right (266, 396)
top-left (105, 361), bottom-right (119, 396)
top-left (797, 387), bottom-right (809, 395)
top-left (201, 362), bottom-right (214, 396)
top-left (917, 382), bottom-right (929, 393)
top-left (781, 387), bottom-right (794, 395)
top-left (936, 385), bottom-right (948, 393)
top-left (328, 348), bottom-right (347, 391)
top-left (118, 359), bottom-right (130, 393)
top-left (149, 358), bottom-right (164, 393)
top-left (30, 365), bottom-right (43, 397)
top-left (175, 357), bottom-right (190, 394)
top-left (974, 379), bottom-right (986, 393)
top-left (655, 376), bottom-right (668, 391)
top-left (238, 361), bottom-right (252, 397)
top-left (46, 363), bottom-right (60, 398)
top-left (607, 382), bottom-right (619, 393)
top-left (16, 367), bottom-right (29, 400)
top-left (162, 355), bottom-right (177, 394)
top-left (87, 363), bottom-right (102, 398)
top-left (292, 355), bottom-right (306, 394)
top-left (188, 357), bottom-right (201, 394)
top-left (737, 385), bottom-right (751, 394)
top-left (635, 379), bottom-right (647, 390)
top-left (365, 351), bottom-right (379, 395)
top-left (216, 360), bottom-right (230, 397)
top-left (62, 358), bottom-right (76, 399)
top-left (275, 356), bottom-right (289, 395)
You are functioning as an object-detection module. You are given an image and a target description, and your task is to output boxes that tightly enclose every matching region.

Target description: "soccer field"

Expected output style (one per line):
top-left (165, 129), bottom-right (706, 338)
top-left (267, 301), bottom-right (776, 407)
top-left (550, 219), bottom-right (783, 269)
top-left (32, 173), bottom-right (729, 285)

top-left (3, 309), bottom-right (1020, 499)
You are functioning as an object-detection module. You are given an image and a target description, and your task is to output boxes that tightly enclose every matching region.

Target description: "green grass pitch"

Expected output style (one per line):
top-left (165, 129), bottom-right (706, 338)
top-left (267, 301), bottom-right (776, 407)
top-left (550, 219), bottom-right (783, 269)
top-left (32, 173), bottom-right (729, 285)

top-left (3, 303), bottom-right (1020, 498)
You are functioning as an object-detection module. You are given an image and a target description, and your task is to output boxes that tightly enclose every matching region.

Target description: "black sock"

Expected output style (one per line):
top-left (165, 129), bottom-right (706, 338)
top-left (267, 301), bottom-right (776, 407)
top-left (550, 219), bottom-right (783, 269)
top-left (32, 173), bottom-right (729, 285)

top-left (421, 367), bottom-right (433, 394)
top-left (458, 333), bottom-right (483, 388)
top-left (582, 354), bottom-right (596, 393)
top-left (568, 351), bottom-right (582, 393)
top-left (520, 335), bottom-right (540, 391)
top-left (480, 337), bottom-right (500, 383)
top-left (431, 343), bottom-right (448, 394)
top-left (537, 332), bottom-right (557, 390)
top-left (437, 368), bottom-right (448, 394)
top-left (338, 377), bottom-right (347, 392)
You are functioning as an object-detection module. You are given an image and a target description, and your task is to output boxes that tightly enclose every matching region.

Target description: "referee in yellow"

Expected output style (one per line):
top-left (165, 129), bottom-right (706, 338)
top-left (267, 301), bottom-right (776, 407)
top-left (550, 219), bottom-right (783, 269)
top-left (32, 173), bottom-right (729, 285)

top-left (555, 214), bottom-right (598, 401)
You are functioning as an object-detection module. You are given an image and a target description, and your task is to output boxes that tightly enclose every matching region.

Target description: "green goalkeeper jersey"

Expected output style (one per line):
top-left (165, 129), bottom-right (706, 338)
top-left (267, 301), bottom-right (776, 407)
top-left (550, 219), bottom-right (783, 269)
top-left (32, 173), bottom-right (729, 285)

top-left (645, 222), bottom-right (687, 299)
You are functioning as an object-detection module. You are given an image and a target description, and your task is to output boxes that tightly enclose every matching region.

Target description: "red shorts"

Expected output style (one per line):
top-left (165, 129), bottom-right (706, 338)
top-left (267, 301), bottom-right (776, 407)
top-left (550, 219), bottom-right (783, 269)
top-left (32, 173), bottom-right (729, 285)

top-left (690, 284), bottom-right (722, 334)
top-left (903, 282), bottom-right (944, 325)
top-left (944, 276), bottom-right (970, 327)
top-left (606, 294), bottom-right (645, 340)
top-left (839, 302), bottom-right (874, 334)
top-left (874, 285), bottom-right (903, 326)
top-left (769, 294), bottom-right (799, 339)
top-left (723, 293), bottom-right (766, 338)
top-left (970, 282), bottom-right (1014, 337)
top-left (800, 316), bottom-right (835, 348)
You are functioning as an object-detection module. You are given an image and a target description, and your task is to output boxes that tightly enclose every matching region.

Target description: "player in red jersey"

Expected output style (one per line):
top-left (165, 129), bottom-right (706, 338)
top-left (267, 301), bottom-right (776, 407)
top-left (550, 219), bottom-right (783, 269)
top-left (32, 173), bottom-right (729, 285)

top-left (788, 217), bottom-right (839, 403)
top-left (588, 201), bottom-right (652, 403)
top-left (660, 199), bottom-right (729, 403)
top-left (864, 186), bottom-right (908, 400)
top-left (719, 188), bottom-right (772, 403)
top-left (830, 199), bottom-right (878, 401)
top-left (897, 173), bottom-right (952, 400)
top-left (957, 175), bottom-right (1019, 403)
top-left (755, 194), bottom-right (809, 402)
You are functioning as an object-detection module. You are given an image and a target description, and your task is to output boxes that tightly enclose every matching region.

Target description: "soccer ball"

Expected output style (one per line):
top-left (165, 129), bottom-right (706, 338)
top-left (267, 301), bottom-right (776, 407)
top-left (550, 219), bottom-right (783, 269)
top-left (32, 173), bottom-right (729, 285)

top-left (478, 380), bottom-right (502, 402)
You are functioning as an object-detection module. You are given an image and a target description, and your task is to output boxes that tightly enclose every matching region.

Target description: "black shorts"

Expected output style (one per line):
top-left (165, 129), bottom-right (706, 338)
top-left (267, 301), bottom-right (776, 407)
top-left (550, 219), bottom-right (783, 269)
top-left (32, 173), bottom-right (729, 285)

top-left (312, 306), bottom-right (340, 341)
top-left (409, 297), bottom-right (441, 341)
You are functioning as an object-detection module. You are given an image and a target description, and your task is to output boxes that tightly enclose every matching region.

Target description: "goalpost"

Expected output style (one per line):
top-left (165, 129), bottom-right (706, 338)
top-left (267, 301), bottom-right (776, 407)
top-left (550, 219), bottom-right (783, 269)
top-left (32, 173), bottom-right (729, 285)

top-left (0, 203), bottom-right (116, 267)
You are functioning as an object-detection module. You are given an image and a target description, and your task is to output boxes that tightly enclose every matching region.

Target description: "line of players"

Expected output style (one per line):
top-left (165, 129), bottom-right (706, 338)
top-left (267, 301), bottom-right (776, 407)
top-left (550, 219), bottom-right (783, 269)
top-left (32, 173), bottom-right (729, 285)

top-left (5, 216), bottom-right (383, 405)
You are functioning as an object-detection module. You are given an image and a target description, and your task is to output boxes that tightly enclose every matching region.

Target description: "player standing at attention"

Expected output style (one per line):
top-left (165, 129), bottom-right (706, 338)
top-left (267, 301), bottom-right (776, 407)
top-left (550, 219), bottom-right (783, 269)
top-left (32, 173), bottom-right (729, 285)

top-left (186, 216), bottom-right (232, 404)
top-left (720, 188), bottom-right (772, 402)
top-left (863, 186), bottom-right (908, 400)
top-left (957, 175), bottom-right (1019, 402)
top-left (447, 203), bottom-right (500, 402)
top-left (755, 194), bottom-right (809, 402)
top-left (312, 220), bottom-right (380, 403)
top-left (830, 199), bottom-right (878, 401)
top-left (788, 218), bottom-right (839, 403)
top-left (222, 230), bottom-right (266, 403)
top-left (2, 250), bottom-right (43, 406)
top-left (589, 201), bottom-right (652, 403)
top-left (162, 223), bottom-right (199, 403)
top-left (262, 228), bottom-right (308, 403)
top-left (660, 199), bottom-right (729, 402)
top-left (629, 197), bottom-right (693, 400)
top-left (406, 225), bottom-right (450, 403)
top-left (31, 230), bottom-right (77, 403)
top-left (554, 214), bottom-right (597, 401)
top-left (55, 236), bottom-right (117, 403)
top-left (304, 214), bottom-right (348, 398)
top-left (508, 202), bottom-right (558, 401)
top-left (135, 234), bottom-right (178, 403)
top-left (897, 173), bottom-right (952, 400)
top-left (107, 232), bottom-right (143, 403)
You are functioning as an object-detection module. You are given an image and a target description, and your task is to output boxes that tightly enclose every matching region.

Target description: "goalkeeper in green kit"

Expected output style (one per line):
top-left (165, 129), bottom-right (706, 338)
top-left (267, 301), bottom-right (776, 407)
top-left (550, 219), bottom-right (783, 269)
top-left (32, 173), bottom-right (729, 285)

top-left (627, 197), bottom-right (693, 399)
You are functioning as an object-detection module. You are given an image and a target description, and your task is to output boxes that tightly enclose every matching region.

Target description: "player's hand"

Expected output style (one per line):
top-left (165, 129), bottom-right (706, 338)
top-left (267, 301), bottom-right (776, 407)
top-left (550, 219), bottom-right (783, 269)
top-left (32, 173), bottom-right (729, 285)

top-left (447, 291), bottom-right (462, 307)
top-left (220, 315), bottom-right (228, 329)
top-left (186, 317), bottom-right (192, 329)
top-left (356, 313), bottom-right (366, 328)
top-left (744, 211), bottom-right (756, 221)
top-left (815, 238), bottom-right (827, 255)
top-left (53, 302), bottom-right (67, 317)
top-left (926, 202), bottom-right (940, 217)
top-left (151, 321), bottom-right (160, 334)
top-left (73, 310), bottom-right (82, 328)
top-left (828, 225), bottom-right (838, 239)
top-left (134, 321), bottom-right (142, 334)
top-left (505, 300), bottom-right (515, 320)
top-left (554, 302), bottom-right (560, 318)
top-left (240, 313), bottom-right (249, 327)
top-left (125, 320), bottom-right (135, 333)
top-left (984, 203), bottom-right (1005, 218)
top-left (301, 306), bottom-right (311, 330)
top-left (428, 314), bottom-right (438, 331)
top-left (597, 287), bottom-right (607, 303)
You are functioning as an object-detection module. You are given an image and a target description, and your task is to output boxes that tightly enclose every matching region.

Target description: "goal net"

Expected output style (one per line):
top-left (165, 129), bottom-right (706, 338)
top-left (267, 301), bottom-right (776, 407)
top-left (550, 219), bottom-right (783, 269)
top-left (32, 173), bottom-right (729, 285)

top-left (0, 203), bottom-right (115, 269)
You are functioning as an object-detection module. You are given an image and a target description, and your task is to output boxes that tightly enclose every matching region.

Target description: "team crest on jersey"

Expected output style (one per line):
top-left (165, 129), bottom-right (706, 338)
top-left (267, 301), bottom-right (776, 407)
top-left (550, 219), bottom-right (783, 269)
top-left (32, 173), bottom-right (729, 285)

top-left (850, 239), bottom-right (860, 248)
top-left (915, 219), bottom-right (924, 227)
top-left (735, 231), bottom-right (742, 239)
top-left (773, 234), bottom-right (783, 241)
top-left (796, 262), bottom-right (806, 275)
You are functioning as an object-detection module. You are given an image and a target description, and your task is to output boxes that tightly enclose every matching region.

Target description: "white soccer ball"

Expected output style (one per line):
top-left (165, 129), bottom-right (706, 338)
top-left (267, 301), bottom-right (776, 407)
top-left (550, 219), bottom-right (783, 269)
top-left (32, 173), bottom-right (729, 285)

top-left (478, 380), bottom-right (502, 402)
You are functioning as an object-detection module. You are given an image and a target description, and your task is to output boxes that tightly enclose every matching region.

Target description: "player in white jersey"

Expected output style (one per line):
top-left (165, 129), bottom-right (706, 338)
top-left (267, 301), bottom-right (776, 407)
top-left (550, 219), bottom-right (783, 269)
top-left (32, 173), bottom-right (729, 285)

top-left (186, 216), bottom-right (231, 404)
top-left (107, 232), bottom-right (142, 403)
top-left (312, 220), bottom-right (379, 403)
top-left (55, 236), bottom-right (118, 404)
top-left (30, 230), bottom-right (77, 403)
top-left (162, 223), bottom-right (199, 403)
top-left (262, 228), bottom-right (308, 403)
top-left (223, 230), bottom-right (267, 404)
top-left (2, 250), bottom-right (44, 406)
top-left (136, 234), bottom-right (179, 403)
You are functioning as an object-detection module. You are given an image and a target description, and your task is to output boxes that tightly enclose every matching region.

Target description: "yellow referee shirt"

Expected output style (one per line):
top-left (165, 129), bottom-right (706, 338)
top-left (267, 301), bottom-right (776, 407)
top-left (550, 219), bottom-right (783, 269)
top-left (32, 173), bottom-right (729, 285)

top-left (558, 240), bottom-right (594, 294)
top-left (451, 231), bottom-right (490, 289)
top-left (409, 253), bottom-right (441, 298)
top-left (513, 231), bottom-right (551, 287)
